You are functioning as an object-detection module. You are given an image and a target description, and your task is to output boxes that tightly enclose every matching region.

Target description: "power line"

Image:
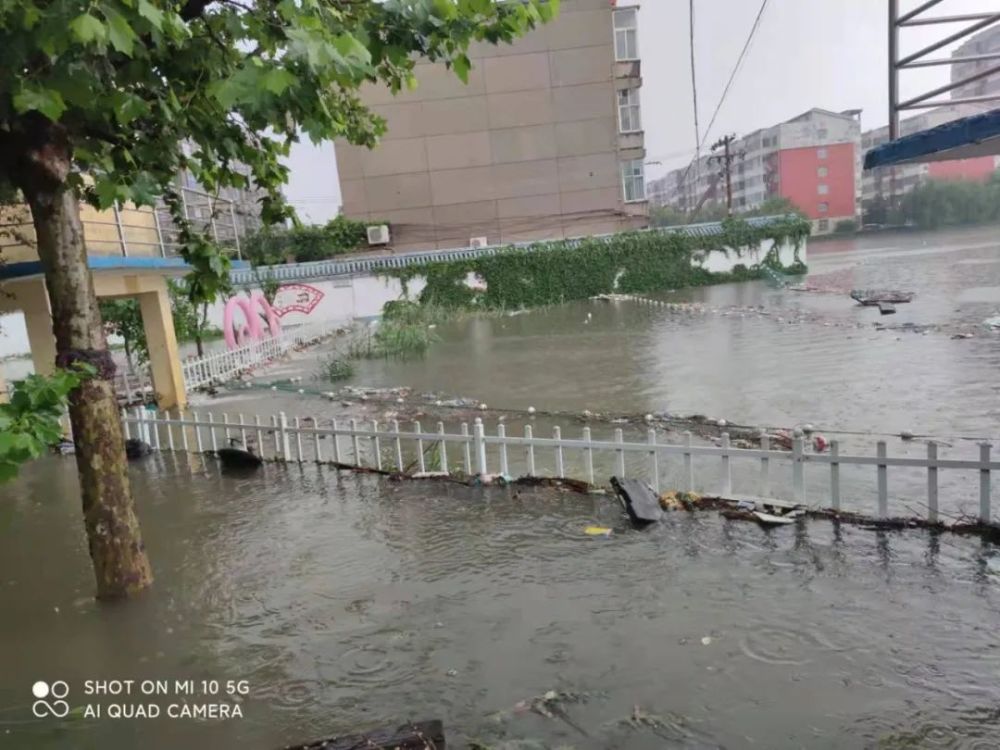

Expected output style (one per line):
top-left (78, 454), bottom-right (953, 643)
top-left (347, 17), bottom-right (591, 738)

top-left (673, 0), bottom-right (771, 209)
top-left (699, 0), bottom-right (771, 149)
top-left (689, 0), bottom-right (700, 212)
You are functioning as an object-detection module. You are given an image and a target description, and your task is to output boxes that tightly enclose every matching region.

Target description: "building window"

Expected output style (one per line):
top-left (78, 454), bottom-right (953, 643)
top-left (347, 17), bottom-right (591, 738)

top-left (818, 184), bottom-right (829, 195)
top-left (617, 88), bottom-right (642, 133)
top-left (818, 166), bottom-right (828, 178)
top-left (621, 159), bottom-right (645, 202)
top-left (818, 219), bottom-right (829, 231)
top-left (817, 128), bottom-right (828, 139)
top-left (818, 201), bottom-right (829, 213)
top-left (614, 9), bottom-right (638, 61)
top-left (817, 147), bottom-right (828, 159)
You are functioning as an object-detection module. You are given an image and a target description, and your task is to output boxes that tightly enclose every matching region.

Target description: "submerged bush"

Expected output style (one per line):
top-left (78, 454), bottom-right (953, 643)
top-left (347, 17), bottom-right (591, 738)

top-left (321, 355), bottom-right (355, 382)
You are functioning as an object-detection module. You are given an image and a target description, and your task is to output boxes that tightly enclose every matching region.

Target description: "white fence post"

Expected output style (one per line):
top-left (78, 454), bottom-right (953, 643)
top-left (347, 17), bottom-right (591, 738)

top-left (524, 424), bottom-right (535, 476)
top-left (392, 420), bottom-right (403, 472)
top-left (194, 411), bottom-right (204, 452)
top-left (371, 420), bottom-right (381, 471)
top-left (437, 422), bottom-right (448, 473)
top-left (615, 428), bottom-right (625, 477)
top-left (830, 440), bottom-right (840, 512)
top-left (647, 428), bottom-right (659, 492)
top-left (314, 418), bottom-right (323, 463)
top-left (351, 418), bottom-right (361, 467)
top-left (207, 412), bottom-right (218, 452)
top-left (980, 442), bottom-right (991, 523)
top-left (414, 420), bottom-right (425, 473)
top-left (294, 417), bottom-right (304, 462)
top-left (684, 431), bottom-right (694, 491)
top-left (876, 441), bottom-right (888, 518)
top-left (927, 441), bottom-right (938, 523)
top-left (720, 432), bottom-right (731, 496)
top-left (331, 418), bottom-right (341, 463)
top-left (583, 427), bottom-right (594, 485)
top-left (793, 436), bottom-right (805, 504)
top-left (474, 418), bottom-right (488, 475)
top-left (554, 426), bottom-right (564, 478)
top-left (461, 423), bottom-right (472, 474)
top-left (497, 423), bottom-right (508, 476)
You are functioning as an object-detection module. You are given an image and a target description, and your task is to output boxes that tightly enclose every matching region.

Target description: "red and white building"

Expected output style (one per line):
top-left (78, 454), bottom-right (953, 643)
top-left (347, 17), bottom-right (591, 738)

top-left (648, 108), bottom-right (862, 234)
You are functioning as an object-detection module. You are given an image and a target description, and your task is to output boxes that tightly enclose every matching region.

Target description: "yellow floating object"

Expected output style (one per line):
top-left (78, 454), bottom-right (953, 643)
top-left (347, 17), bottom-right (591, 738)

top-left (584, 526), bottom-right (613, 537)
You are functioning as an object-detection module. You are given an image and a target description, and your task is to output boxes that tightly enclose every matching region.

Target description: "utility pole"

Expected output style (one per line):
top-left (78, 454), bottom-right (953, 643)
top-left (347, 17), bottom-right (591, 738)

top-left (710, 134), bottom-right (743, 215)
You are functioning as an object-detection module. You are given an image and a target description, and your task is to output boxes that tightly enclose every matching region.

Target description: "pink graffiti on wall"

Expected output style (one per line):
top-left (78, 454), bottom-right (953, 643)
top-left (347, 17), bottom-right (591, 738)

top-left (223, 291), bottom-right (282, 350)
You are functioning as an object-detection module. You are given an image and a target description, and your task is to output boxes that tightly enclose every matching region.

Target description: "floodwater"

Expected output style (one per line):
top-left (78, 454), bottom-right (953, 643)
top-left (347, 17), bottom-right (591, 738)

top-left (5, 226), bottom-right (1000, 748)
top-left (3, 455), bottom-right (1000, 749)
top-left (345, 225), bottom-right (1000, 443)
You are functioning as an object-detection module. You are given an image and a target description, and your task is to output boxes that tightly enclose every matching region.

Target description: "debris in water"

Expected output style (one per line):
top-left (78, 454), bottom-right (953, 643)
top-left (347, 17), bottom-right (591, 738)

top-left (584, 526), bottom-right (613, 537)
top-left (700, 636), bottom-right (712, 645)
top-left (611, 476), bottom-right (664, 527)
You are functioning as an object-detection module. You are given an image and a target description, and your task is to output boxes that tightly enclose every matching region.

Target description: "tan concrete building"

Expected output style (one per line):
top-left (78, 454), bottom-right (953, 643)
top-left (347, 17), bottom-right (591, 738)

top-left (335, 0), bottom-right (647, 251)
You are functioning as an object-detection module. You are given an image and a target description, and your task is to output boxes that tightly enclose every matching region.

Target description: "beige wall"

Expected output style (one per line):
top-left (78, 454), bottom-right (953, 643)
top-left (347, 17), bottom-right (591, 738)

top-left (336, 0), bottom-right (647, 251)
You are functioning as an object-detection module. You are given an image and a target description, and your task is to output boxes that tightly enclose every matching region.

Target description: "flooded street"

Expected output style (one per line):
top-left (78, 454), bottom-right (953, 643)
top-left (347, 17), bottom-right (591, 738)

top-left (3, 456), bottom-right (1000, 748)
top-left (343, 225), bottom-right (1000, 443)
top-left (4, 226), bottom-right (1000, 748)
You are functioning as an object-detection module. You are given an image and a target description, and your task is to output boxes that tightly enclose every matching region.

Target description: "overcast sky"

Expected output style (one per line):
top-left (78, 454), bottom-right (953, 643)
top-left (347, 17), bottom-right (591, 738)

top-left (283, 0), bottom-right (996, 223)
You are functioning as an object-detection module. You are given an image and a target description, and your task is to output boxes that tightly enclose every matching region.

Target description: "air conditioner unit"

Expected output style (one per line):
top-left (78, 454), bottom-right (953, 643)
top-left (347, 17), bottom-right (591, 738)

top-left (366, 224), bottom-right (390, 245)
top-left (469, 236), bottom-right (489, 249)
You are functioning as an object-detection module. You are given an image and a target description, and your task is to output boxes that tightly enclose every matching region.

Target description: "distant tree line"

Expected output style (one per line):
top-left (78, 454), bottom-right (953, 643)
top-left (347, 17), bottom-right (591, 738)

top-left (864, 171), bottom-right (1000, 230)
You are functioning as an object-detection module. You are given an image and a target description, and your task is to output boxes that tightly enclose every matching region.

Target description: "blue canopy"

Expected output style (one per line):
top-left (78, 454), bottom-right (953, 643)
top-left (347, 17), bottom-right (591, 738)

top-left (864, 108), bottom-right (1000, 170)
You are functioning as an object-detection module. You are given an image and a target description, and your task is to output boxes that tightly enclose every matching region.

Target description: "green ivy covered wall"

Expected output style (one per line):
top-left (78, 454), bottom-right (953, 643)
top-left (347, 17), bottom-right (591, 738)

top-left (384, 217), bottom-right (809, 310)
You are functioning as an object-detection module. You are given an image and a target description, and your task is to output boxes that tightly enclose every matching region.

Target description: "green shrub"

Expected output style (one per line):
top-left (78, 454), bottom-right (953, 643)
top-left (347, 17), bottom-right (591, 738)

top-left (321, 355), bottom-right (354, 382)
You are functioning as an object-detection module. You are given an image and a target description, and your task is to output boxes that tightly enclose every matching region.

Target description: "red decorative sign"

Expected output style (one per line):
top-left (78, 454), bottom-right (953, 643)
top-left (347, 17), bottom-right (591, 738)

top-left (272, 284), bottom-right (325, 318)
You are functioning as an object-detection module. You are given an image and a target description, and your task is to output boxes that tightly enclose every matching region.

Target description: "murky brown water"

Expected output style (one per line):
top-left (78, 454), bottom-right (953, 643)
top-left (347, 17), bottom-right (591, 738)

top-left (5, 227), bottom-right (1000, 748)
top-left (2, 455), bottom-right (1000, 749)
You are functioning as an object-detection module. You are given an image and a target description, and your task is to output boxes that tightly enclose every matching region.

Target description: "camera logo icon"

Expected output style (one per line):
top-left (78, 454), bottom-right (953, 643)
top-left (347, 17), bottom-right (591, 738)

top-left (31, 681), bottom-right (70, 718)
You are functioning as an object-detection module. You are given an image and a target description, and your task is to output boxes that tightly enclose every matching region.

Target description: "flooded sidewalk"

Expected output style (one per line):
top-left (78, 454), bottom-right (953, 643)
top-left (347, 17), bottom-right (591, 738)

top-left (2, 455), bottom-right (1000, 749)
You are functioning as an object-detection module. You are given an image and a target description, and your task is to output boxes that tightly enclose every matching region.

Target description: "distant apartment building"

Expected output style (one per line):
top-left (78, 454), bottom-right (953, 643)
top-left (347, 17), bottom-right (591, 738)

top-left (649, 108), bottom-right (861, 234)
top-left (861, 103), bottom-right (1000, 209)
top-left (333, 0), bottom-right (647, 251)
top-left (951, 23), bottom-right (1000, 101)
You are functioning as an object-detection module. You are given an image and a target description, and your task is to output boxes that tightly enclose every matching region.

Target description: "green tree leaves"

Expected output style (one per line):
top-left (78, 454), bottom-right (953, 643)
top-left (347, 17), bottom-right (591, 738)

top-left (12, 88), bottom-right (66, 121)
top-left (0, 366), bottom-right (94, 482)
top-left (69, 14), bottom-right (107, 44)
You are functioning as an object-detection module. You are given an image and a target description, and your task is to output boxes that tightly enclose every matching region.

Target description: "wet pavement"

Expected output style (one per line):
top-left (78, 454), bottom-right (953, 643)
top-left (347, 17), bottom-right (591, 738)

top-left (2, 455), bottom-right (1000, 749)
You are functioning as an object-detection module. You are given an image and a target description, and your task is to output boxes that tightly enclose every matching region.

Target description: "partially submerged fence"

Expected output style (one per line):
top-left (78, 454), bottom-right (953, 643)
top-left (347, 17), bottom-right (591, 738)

top-left (123, 408), bottom-right (999, 525)
top-left (180, 320), bottom-right (331, 390)
top-left (113, 321), bottom-right (332, 402)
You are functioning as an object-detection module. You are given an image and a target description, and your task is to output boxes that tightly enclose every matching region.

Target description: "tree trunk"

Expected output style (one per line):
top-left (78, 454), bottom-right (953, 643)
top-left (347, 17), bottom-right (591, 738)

top-left (24, 183), bottom-right (153, 600)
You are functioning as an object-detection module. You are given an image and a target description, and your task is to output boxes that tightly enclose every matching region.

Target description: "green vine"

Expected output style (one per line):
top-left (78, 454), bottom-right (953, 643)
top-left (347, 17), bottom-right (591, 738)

top-left (384, 216), bottom-right (810, 310)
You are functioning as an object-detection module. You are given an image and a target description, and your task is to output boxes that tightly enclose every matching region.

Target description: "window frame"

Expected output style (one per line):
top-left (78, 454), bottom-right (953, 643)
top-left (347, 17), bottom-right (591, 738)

top-left (818, 201), bottom-right (829, 213)
top-left (614, 9), bottom-right (639, 61)
top-left (818, 184), bottom-right (830, 195)
top-left (617, 87), bottom-right (642, 134)
top-left (621, 158), bottom-right (646, 203)
top-left (817, 147), bottom-right (828, 159)
top-left (817, 166), bottom-right (829, 178)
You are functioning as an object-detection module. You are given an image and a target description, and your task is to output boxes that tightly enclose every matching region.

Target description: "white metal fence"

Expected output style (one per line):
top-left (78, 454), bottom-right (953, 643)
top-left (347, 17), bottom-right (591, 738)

top-left (180, 321), bottom-right (331, 390)
top-left (113, 321), bottom-right (332, 401)
top-left (123, 408), bottom-right (1000, 525)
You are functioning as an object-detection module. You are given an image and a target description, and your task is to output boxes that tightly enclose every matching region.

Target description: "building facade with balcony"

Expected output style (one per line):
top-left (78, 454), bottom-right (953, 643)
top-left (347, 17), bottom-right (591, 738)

top-left (649, 108), bottom-right (861, 234)
top-left (334, 0), bottom-right (647, 251)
